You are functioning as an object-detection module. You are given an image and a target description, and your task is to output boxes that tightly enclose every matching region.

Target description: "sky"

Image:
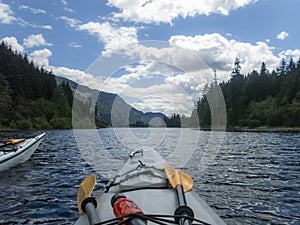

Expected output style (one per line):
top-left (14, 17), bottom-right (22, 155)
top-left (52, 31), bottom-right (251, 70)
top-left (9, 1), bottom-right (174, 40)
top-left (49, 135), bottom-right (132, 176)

top-left (1, 0), bottom-right (299, 116)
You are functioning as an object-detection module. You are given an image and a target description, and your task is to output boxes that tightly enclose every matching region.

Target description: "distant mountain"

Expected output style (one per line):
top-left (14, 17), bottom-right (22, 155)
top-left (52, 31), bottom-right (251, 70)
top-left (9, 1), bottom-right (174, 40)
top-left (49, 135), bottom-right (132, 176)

top-left (55, 76), bottom-right (165, 127)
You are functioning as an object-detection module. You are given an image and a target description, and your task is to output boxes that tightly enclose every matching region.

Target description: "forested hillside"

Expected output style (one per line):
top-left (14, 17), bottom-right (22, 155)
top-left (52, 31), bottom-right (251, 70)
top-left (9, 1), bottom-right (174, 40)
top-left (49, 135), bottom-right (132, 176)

top-left (197, 58), bottom-right (300, 129)
top-left (0, 42), bottom-right (73, 129)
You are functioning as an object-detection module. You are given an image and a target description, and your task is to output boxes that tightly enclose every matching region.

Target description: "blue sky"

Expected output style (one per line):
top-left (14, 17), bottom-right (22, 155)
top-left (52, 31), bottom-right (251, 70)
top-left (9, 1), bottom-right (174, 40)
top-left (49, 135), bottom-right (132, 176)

top-left (1, 0), bottom-right (299, 115)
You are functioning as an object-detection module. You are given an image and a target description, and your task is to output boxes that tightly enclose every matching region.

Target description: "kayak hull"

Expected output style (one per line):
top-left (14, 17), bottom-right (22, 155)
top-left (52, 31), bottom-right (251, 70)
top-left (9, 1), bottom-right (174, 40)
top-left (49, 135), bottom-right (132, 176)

top-left (0, 133), bottom-right (46, 172)
top-left (75, 149), bottom-right (226, 225)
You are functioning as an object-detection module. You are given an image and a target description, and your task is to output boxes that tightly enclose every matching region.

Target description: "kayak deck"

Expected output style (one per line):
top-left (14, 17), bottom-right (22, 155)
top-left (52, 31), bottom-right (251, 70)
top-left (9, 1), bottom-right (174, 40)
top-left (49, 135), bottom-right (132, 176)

top-left (75, 149), bottom-right (226, 225)
top-left (76, 190), bottom-right (225, 225)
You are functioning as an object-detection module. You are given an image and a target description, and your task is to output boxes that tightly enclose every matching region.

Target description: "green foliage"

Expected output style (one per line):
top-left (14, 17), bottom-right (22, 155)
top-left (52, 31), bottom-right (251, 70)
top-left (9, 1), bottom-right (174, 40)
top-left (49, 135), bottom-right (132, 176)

top-left (0, 73), bottom-right (12, 126)
top-left (52, 86), bottom-right (71, 118)
top-left (197, 57), bottom-right (300, 128)
top-left (15, 119), bottom-right (32, 130)
top-left (197, 95), bottom-right (211, 127)
top-left (0, 42), bottom-right (75, 130)
top-left (32, 117), bottom-right (52, 130)
top-left (61, 81), bottom-right (74, 107)
top-left (164, 114), bottom-right (181, 127)
top-left (50, 117), bottom-right (72, 129)
top-left (247, 97), bottom-right (280, 126)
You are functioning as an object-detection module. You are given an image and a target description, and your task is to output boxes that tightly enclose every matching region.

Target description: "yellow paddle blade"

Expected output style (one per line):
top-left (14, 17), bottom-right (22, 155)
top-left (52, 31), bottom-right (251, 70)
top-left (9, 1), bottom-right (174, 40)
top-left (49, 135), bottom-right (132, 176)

top-left (10, 138), bottom-right (24, 144)
top-left (77, 174), bottom-right (96, 214)
top-left (164, 163), bottom-right (193, 192)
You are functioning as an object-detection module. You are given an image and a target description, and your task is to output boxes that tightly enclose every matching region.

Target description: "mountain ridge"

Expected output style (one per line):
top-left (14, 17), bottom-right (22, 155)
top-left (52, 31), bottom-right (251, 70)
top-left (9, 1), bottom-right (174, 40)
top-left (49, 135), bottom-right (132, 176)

top-left (55, 76), bottom-right (166, 127)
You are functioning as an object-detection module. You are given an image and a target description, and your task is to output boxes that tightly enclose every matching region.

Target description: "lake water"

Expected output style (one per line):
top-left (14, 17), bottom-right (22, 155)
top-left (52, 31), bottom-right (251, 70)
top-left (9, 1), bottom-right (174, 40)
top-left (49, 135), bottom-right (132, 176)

top-left (0, 128), bottom-right (299, 225)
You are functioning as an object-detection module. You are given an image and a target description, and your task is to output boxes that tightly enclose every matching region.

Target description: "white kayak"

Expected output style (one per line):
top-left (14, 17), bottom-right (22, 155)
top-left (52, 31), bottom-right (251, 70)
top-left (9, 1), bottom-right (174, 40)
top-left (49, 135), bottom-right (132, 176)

top-left (0, 132), bottom-right (46, 172)
top-left (75, 149), bottom-right (226, 225)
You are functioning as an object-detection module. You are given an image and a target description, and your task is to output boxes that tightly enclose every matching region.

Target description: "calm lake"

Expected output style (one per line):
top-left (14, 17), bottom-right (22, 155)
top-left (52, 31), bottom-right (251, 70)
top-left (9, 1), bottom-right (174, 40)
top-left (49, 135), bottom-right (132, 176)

top-left (0, 128), bottom-right (299, 225)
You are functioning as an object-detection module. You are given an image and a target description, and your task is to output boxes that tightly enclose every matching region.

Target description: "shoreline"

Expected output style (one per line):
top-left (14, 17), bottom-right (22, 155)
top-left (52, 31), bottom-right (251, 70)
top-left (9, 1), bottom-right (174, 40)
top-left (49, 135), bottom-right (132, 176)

top-left (199, 126), bottom-right (300, 133)
top-left (1, 126), bottom-right (300, 133)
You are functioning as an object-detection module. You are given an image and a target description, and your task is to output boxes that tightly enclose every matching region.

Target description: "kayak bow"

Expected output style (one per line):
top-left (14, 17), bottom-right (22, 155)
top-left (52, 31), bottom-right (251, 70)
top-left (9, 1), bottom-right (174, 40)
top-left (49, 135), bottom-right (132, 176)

top-left (0, 133), bottom-right (46, 172)
top-left (75, 149), bottom-right (226, 225)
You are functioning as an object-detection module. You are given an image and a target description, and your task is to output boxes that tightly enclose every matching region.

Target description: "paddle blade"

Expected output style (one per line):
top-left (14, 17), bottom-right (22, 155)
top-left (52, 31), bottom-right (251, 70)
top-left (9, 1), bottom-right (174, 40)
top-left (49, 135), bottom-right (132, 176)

top-left (164, 163), bottom-right (193, 192)
top-left (77, 174), bottom-right (96, 214)
top-left (10, 138), bottom-right (24, 144)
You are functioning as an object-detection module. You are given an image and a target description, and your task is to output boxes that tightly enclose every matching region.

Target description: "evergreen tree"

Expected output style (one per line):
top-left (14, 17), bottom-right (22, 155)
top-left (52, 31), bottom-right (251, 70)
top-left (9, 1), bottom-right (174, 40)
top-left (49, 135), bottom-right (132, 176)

top-left (260, 62), bottom-right (268, 76)
top-left (61, 81), bottom-right (74, 107)
top-left (230, 57), bottom-right (243, 81)
top-left (277, 58), bottom-right (287, 75)
top-left (287, 58), bottom-right (296, 73)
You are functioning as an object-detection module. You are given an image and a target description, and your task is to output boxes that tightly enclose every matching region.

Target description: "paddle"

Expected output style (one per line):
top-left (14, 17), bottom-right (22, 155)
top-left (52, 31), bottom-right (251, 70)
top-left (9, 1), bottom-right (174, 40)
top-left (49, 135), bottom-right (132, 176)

top-left (164, 163), bottom-right (194, 225)
top-left (77, 174), bottom-right (100, 225)
top-left (10, 138), bottom-right (24, 144)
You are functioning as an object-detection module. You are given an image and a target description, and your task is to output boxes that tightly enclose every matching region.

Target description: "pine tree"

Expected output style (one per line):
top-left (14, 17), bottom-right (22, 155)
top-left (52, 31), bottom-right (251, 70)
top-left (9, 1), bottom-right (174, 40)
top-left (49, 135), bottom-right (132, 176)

top-left (230, 57), bottom-right (243, 81)
top-left (260, 62), bottom-right (268, 76)
top-left (277, 58), bottom-right (287, 75)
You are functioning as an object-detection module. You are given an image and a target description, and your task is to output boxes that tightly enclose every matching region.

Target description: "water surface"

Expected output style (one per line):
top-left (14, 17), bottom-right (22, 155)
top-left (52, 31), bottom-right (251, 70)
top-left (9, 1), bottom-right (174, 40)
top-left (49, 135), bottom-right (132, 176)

top-left (0, 129), bottom-right (299, 224)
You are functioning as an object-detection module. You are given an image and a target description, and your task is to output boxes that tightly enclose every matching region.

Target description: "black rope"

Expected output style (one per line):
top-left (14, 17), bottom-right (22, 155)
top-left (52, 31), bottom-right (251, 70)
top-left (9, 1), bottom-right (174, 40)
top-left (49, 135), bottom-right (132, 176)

top-left (94, 214), bottom-right (212, 225)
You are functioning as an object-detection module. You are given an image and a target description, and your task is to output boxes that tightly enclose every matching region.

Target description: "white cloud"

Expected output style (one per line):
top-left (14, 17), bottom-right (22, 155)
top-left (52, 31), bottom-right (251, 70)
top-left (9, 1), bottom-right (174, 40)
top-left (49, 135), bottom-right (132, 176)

top-left (78, 21), bottom-right (138, 56)
top-left (60, 0), bottom-right (75, 12)
top-left (64, 7), bottom-right (75, 13)
top-left (277, 31), bottom-right (289, 40)
top-left (19, 5), bottom-right (46, 14)
top-left (107, 0), bottom-right (257, 24)
top-left (102, 74), bottom-right (197, 115)
top-left (18, 18), bottom-right (52, 30)
top-left (51, 66), bottom-right (102, 89)
top-left (69, 42), bottom-right (82, 48)
top-left (59, 17), bottom-right (138, 56)
top-left (61, 0), bottom-right (67, 6)
top-left (87, 47), bottom-right (213, 115)
top-left (169, 33), bottom-right (280, 74)
top-left (1, 36), bottom-right (24, 52)
top-left (59, 16), bottom-right (81, 28)
top-left (278, 49), bottom-right (300, 60)
top-left (225, 32), bottom-right (232, 37)
top-left (23, 34), bottom-right (53, 48)
top-left (128, 85), bottom-right (193, 115)
top-left (41, 25), bottom-right (52, 30)
top-left (0, 3), bottom-right (16, 24)
top-left (29, 48), bottom-right (52, 68)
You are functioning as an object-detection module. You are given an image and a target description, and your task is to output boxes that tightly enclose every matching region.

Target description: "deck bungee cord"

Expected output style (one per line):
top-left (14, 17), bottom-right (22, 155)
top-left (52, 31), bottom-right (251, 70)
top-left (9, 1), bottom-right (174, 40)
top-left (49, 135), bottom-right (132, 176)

top-left (90, 213), bottom-right (212, 225)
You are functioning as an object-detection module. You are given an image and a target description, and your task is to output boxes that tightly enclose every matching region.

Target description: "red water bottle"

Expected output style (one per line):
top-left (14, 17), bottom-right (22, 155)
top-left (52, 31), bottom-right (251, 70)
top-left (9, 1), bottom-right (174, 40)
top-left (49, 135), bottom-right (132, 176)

top-left (111, 193), bottom-right (147, 225)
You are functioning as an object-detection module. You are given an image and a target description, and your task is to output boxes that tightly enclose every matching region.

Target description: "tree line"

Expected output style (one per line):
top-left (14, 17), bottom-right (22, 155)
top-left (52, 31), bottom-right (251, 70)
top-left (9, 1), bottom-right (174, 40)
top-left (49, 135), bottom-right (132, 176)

top-left (197, 57), bottom-right (300, 128)
top-left (0, 42), bottom-right (73, 129)
top-left (2, 40), bottom-right (299, 130)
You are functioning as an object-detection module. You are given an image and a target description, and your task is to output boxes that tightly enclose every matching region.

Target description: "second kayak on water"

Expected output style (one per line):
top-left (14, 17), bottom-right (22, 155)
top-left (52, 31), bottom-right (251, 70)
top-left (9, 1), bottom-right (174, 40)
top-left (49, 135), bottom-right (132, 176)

top-left (0, 133), bottom-right (46, 172)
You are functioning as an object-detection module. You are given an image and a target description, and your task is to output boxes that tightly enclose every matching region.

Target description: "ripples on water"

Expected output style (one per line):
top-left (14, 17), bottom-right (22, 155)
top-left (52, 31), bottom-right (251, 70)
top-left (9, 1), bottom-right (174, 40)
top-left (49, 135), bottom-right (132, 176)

top-left (0, 129), bottom-right (299, 225)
